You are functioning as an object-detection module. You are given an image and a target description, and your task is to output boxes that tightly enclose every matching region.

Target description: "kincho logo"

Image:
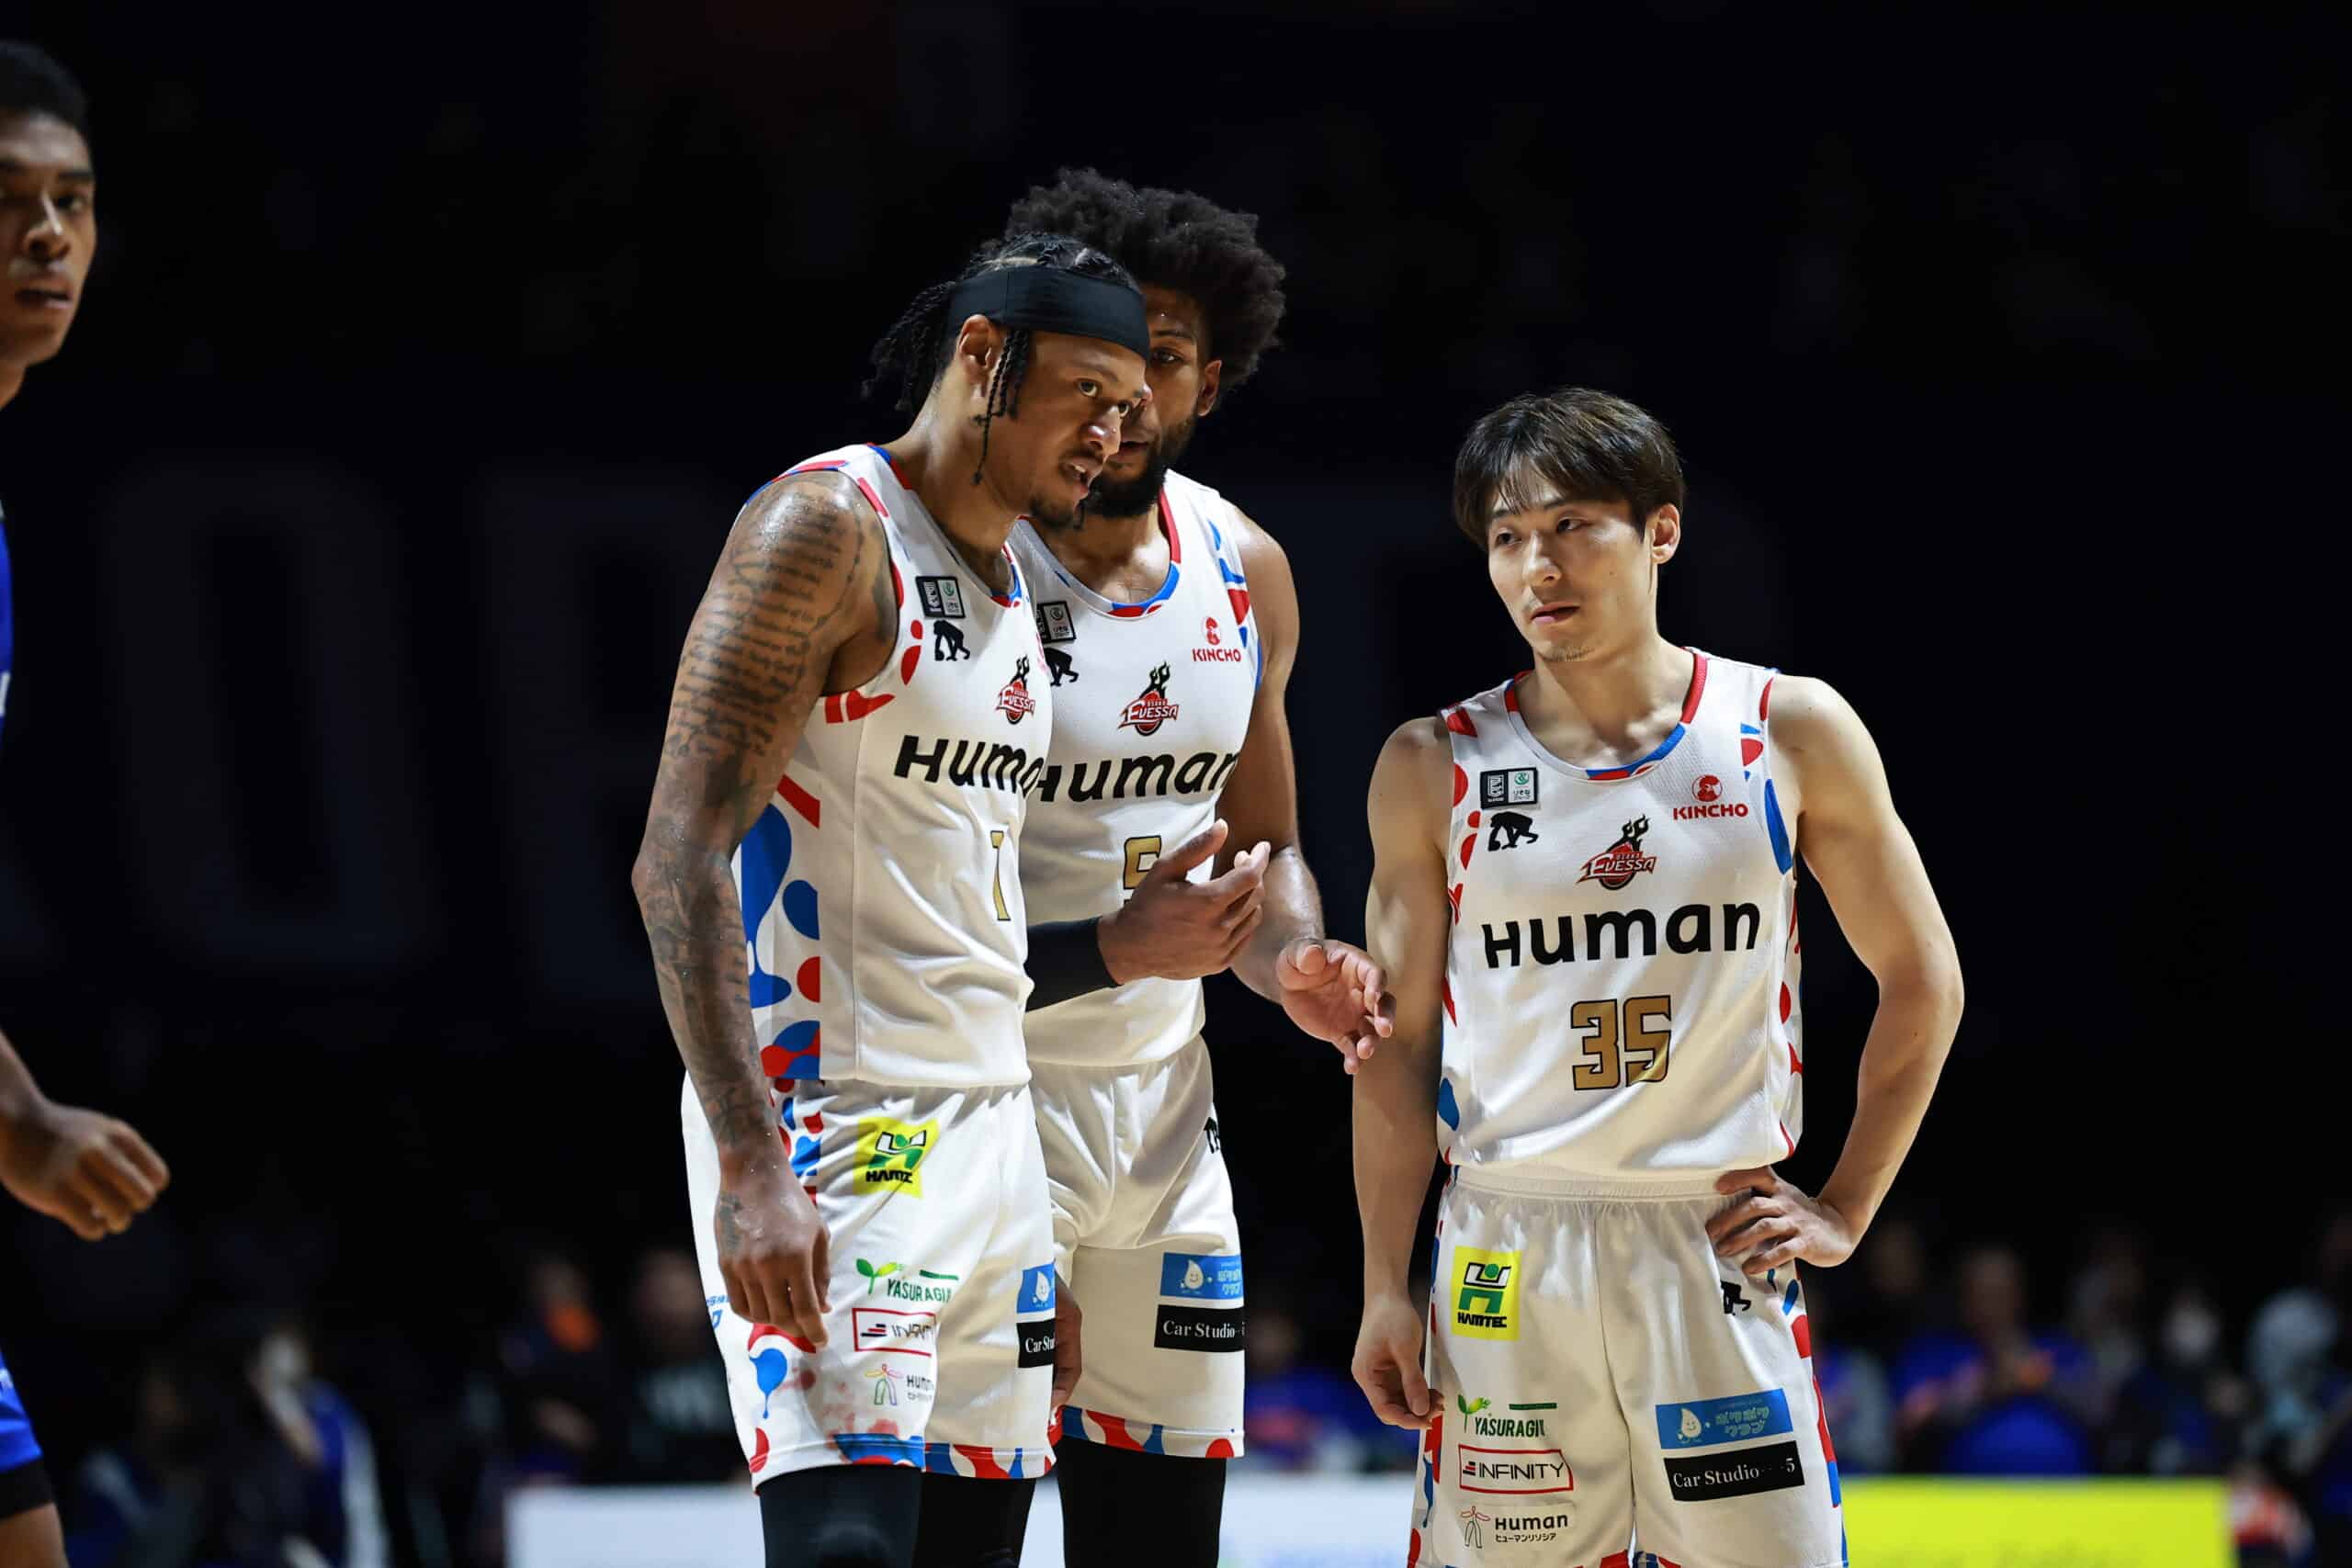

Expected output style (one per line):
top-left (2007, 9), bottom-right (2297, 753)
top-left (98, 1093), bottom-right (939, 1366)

top-left (854, 1119), bottom-right (937, 1195)
top-left (1673, 773), bottom-right (1749, 821)
top-left (1452, 1247), bottom-right (1521, 1340)
top-left (1577, 817), bottom-right (1657, 890)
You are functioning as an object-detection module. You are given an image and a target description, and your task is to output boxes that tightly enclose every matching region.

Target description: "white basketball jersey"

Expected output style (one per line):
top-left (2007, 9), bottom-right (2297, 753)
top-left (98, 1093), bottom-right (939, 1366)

top-left (1007, 470), bottom-right (1261, 1067)
top-left (1436, 651), bottom-right (1804, 1181)
top-left (735, 444), bottom-right (1052, 1089)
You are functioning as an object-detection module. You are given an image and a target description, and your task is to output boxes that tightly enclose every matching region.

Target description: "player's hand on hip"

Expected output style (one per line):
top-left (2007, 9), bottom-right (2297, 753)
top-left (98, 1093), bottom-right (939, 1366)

top-left (1274, 938), bottom-right (1396, 1073)
top-left (1708, 1167), bottom-right (1859, 1277)
top-left (1050, 1269), bottom-right (1083, 1410)
top-left (714, 1158), bottom-right (831, 1348)
top-left (1351, 1291), bottom-right (1433, 1429)
top-left (1098, 819), bottom-right (1269, 984)
top-left (0, 1100), bottom-right (171, 1241)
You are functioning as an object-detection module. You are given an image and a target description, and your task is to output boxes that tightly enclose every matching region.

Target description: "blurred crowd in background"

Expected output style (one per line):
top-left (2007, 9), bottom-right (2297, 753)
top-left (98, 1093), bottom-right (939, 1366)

top-left (6, 1203), bottom-right (2348, 1568)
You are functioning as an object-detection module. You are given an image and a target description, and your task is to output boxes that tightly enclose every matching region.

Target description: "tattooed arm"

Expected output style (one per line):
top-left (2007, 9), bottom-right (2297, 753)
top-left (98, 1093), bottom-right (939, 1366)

top-left (632, 470), bottom-right (888, 1348)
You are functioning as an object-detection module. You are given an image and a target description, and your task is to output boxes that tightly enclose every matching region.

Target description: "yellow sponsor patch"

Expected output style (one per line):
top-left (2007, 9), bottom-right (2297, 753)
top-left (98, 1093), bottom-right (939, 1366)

top-left (1452, 1247), bottom-right (1521, 1340)
top-left (854, 1118), bottom-right (937, 1197)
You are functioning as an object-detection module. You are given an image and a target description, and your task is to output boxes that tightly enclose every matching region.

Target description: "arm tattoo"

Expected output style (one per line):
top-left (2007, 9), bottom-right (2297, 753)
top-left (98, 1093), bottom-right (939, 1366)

top-left (635, 476), bottom-right (877, 1159)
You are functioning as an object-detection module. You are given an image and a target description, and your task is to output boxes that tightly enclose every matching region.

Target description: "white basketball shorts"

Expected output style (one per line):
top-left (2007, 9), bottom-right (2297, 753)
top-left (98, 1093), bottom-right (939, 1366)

top-left (682, 1074), bottom-right (1059, 1486)
top-left (1409, 1171), bottom-right (1845, 1568)
top-left (1031, 1039), bottom-right (1245, 1459)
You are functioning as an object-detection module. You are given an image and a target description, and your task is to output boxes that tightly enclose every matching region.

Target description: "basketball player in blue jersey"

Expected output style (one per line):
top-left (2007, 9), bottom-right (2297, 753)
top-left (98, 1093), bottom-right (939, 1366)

top-left (637, 233), bottom-right (1260, 1568)
top-left (1351, 388), bottom-right (1962, 1568)
top-left (0, 43), bottom-right (174, 1568)
top-left (993, 172), bottom-right (1391, 1565)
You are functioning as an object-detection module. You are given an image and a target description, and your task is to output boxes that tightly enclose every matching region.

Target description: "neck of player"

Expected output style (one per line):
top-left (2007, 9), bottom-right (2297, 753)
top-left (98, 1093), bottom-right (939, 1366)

top-left (1520, 633), bottom-right (1695, 760)
top-left (882, 405), bottom-right (1023, 588)
top-left (1039, 491), bottom-right (1166, 594)
top-left (0, 364), bottom-right (23, 411)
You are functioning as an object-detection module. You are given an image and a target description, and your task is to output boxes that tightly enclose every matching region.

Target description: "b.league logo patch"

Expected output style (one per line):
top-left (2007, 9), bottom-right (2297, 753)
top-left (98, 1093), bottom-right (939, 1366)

top-left (1480, 768), bottom-right (1539, 808)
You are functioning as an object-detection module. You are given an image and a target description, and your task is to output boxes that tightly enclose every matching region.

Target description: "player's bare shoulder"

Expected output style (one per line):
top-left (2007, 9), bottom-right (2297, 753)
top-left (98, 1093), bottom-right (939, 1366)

top-left (729, 469), bottom-right (885, 624)
top-left (1368, 713), bottom-right (1454, 860)
top-left (1222, 503), bottom-right (1290, 581)
top-left (724, 468), bottom-right (897, 685)
top-left (1762, 675), bottom-right (1875, 761)
top-left (1221, 503), bottom-right (1300, 651)
top-left (1761, 673), bottom-right (1894, 820)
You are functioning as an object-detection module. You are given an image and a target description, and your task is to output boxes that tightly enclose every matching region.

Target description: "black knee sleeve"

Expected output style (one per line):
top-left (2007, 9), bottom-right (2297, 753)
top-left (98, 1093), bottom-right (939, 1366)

top-left (759, 1463), bottom-right (922, 1568)
top-left (1053, 1440), bottom-right (1227, 1568)
top-left (910, 1472), bottom-right (1036, 1567)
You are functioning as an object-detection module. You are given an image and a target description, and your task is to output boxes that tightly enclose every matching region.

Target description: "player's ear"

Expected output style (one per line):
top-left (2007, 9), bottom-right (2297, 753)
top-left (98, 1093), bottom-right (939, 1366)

top-left (1196, 358), bottom-right (1225, 419)
top-left (951, 314), bottom-right (1003, 396)
top-left (1647, 505), bottom-right (1682, 564)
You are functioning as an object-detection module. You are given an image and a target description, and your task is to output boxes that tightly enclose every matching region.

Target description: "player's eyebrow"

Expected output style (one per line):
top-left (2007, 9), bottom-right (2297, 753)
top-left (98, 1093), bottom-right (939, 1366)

top-left (1492, 492), bottom-right (1568, 521)
top-left (0, 158), bottom-right (95, 181)
top-left (1149, 320), bottom-right (1197, 342)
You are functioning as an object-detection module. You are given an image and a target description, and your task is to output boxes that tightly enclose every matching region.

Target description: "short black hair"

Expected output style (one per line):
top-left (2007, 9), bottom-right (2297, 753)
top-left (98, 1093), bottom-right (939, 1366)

top-left (1453, 387), bottom-right (1687, 546)
top-left (0, 42), bottom-right (89, 142)
top-left (863, 231), bottom-right (1139, 481)
top-left (1003, 168), bottom-right (1285, 394)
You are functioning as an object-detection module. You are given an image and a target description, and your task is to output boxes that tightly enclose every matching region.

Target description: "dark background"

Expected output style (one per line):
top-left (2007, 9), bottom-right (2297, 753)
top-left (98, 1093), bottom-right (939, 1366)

top-left (0, 2), bottom-right (2342, 1561)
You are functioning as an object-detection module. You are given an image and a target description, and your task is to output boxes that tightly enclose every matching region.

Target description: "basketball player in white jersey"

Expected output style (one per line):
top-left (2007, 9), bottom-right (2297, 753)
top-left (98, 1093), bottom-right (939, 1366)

top-left (0, 46), bottom-right (174, 1568)
top-left (1351, 388), bottom-right (1963, 1568)
top-left (996, 173), bottom-right (1393, 1563)
top-left (636, 234), bottom-right (1182, 1568)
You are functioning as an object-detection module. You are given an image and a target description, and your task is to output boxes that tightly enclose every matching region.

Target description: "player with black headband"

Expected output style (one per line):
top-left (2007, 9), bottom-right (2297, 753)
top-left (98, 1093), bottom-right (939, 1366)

top-left (0, 42), bottom-right (173, 1568)
top-left (995, 171), bottom-right (1393, 1563)
top-left (639, 233), bottom-right (1236, 1567)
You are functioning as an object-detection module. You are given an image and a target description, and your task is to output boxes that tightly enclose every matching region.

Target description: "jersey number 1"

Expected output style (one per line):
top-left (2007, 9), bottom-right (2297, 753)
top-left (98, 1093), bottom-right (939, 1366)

top-left (989, 829), bottom-right (1012, 921)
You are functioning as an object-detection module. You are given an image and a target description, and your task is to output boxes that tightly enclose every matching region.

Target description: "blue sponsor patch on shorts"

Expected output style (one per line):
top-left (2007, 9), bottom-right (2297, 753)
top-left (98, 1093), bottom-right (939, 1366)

top-left (1159, 1251), bottom-right (1245, 1301)
top-left (1016, 1264), bottom-right (1057, 1314)
top-left (1655, 1388), bottom-right (1793, 1450)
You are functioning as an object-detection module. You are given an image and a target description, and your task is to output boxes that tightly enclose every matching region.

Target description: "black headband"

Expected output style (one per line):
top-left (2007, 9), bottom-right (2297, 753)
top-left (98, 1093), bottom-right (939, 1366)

top-left (944, 266), bottom-right (1149, 360)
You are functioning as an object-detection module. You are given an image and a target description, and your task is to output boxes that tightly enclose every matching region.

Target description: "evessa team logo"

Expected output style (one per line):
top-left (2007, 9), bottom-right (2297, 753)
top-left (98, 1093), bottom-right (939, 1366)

top-left (854, 1119), bottom-right (937, 1195)
top-left (1117, 662), bottom-right (1180, 735)
top-left (1451, 1247), bottom-right (1521, 1340)
top-left (1577, 816), bottom-right (1657, 890)
top-left (995, 657), bottom-right (1037, 724)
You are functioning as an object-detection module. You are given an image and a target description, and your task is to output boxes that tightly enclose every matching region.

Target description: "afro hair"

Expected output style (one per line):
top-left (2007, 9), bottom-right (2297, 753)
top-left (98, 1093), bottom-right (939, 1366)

top-left (1004, 168), bottom-right (1286, 395)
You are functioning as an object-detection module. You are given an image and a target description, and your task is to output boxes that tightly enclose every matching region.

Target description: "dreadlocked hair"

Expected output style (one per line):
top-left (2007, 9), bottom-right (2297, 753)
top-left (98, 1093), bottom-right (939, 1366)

top-left (1003, 169), bottom-right (1286, 395)
top-left (862, 231), bottom-right (1139, 484)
